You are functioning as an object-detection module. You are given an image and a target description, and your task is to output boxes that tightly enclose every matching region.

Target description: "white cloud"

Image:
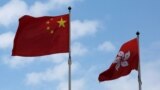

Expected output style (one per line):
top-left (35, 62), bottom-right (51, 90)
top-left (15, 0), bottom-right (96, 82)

top-left (71, 42), bottom-right (88, 56)
top-left (0, 0), bottom-right (79, 27)
top-left (37, 53), bottom-right (68, 64)
top-left (2, 53), bottom-right (69, 68)
top-left (101, 73), bottom-right (137, 90)
top-left (141, 59), bottom-right (160, 90)
top-left (57, 79), bottom-right (85, 90)
top-left (98, 41), bottom-right (115, 52)
top-left (0, 0), bottom-right (28, 26)
top-left (26, 62), bottom-right (67, 85)
top-left (71, 20), bottom-right (100, 40)
top-left (25, 62), bottom-right (79, 85)
top-left (29, 1), bottom-right (49, 16)
top-left (0, 32), bottom-right (14, 49)
top-left (28, 0), bottom-right (76, 16)
top-left (3, 56), bottom-right (35, 68)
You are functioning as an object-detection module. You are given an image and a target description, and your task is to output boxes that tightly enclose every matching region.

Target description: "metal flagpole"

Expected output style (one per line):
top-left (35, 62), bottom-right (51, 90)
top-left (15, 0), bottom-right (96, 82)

top-left (68, 6), bottom-right (72, 90)
top-left (136, 31), bottom-right (142, 90)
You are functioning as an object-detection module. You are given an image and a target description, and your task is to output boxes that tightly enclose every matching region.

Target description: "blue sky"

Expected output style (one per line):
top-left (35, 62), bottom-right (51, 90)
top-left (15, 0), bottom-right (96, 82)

top-left (0, 0), bottom-right (160, 90)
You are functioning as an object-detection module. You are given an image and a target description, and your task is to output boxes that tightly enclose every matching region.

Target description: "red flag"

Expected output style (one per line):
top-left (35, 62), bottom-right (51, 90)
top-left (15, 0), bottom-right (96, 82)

top-left (98, 38), bottom-right (139, 82)
top-left (12, 14), bottom-right (69, 56)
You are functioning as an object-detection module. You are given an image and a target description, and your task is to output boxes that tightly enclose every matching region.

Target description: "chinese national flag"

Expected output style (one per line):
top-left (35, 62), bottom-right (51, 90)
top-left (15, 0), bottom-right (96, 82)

top-left (98, 38), bottom-right (139, 82)
top-left (12, 14), bottom-right (69, 56)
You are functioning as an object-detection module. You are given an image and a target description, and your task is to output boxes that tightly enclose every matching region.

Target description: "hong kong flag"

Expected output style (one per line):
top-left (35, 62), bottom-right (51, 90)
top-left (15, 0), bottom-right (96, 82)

top-left (98, 38), bottom-right (139, 82)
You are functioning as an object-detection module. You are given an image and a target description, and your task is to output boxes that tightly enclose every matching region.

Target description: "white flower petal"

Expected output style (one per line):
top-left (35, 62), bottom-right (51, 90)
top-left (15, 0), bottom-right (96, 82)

top-left (121, 61), bottom-right (128, 67)
top-left (115, 62), bottom-right (120, 71)
top-left (118, 51), bottom-right (124, 57)
top-left (113, 57), bottom-right (120, 63)
top-left (124, 51), bottom-right (130, 61)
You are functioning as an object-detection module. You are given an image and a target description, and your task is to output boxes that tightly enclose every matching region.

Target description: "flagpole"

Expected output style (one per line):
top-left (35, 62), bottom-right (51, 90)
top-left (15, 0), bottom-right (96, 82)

top-left (68, 6), bottom-right (72, 90)
top-left (136, 31), bottom-right (142, 90)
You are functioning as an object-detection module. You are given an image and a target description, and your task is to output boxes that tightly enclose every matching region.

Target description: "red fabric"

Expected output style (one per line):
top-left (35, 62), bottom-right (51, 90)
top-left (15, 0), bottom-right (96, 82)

top-left (12, 14), bottom-right (69, 56)
top-left (98, 38), bottom-right (139, 82)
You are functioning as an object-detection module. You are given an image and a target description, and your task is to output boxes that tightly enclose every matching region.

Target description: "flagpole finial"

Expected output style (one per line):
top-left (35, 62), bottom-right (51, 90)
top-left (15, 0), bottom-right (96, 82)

top-left (68, 6), bottom-right (72, 12)
top-left (136, 31), bottom-right (140, 36)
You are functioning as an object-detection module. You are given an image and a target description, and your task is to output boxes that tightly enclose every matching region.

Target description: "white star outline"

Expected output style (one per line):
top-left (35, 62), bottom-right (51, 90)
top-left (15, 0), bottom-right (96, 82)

top-left (113, 51), bottom-right (130, 71)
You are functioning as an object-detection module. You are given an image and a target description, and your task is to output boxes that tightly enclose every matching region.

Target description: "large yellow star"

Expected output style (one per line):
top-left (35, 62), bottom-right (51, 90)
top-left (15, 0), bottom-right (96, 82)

top-left (57, 18), bottom-right (66, 28)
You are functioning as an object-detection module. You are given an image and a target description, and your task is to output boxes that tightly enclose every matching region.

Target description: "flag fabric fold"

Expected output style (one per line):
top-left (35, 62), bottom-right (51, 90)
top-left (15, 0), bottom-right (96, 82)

top-left (12, 14), bottom-right (69, 56)
top-left (98, 38), bottom-right (139, 82)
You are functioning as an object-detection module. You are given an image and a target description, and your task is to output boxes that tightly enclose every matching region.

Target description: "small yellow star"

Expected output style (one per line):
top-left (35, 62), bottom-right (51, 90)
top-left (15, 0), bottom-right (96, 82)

top-left (46, 26), bottom-right (50, 30)
top-left (57, 18), bottom-right (66, 28)
top-left (50, 30), bottom-right (54, 34)
top-left (50, 18), bottom-right (53, 21)
top-left (46, 21), bottom-right (50, 24)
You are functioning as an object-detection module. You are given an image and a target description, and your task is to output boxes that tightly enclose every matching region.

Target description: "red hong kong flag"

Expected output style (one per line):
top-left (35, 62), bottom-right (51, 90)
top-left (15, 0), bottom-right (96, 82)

top-left (12, 14), bottom-right (69, 57)
top-left (98, 38), bottom-right (139, 82)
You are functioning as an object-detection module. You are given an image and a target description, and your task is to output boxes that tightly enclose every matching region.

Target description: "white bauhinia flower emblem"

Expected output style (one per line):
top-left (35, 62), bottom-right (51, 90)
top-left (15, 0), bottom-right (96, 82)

top-left (113, 51), bottom-right (130, 71)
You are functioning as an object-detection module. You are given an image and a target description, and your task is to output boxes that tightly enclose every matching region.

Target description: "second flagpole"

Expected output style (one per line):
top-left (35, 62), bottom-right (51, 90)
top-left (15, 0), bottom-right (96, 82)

top-left (136, 31), bottom-right (142, 90)
top-left (68, 6), bottom-right (72, 90)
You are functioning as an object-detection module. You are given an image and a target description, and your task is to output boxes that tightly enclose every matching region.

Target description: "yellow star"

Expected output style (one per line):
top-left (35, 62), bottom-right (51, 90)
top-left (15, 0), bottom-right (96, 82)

top-left (50, 30), bottom-right (54, 34)
top-left (50, 18), bottom-right (53, 21)
top-left (46, 26), bottom-right (50, 30)
top-left (57, 18), bottom-right (66, 28)
top-left (46, 21), bottom-right (50, 24)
